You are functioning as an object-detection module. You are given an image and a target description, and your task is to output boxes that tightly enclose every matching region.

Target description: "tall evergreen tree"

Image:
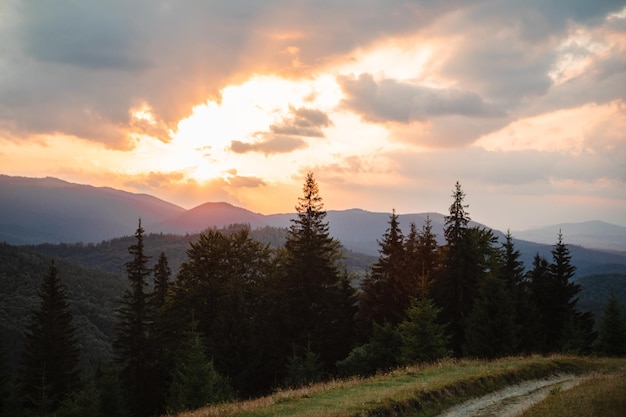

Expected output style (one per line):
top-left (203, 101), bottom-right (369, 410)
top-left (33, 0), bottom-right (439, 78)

top-left (547, 232), bottom-right (582, 352)
top-left (150, 251), bottom-right (172, 413)
top-left (19, 261), bottom-right (81, 413)
top-left (463, 274), bottom-right (517, 358)
top-left (113, 220), bottom-right (158, 417)
top-left (359, 210), bottom-right (407, 326)
top-left (594, 294), bottom-right (626, 356)
top-left (501, 231), bottom-right (542, 354)
top-left (415, 216), bottom-right (439, 298)
top-left (152, 252), bottom-right (171, 310)
top-left (527, 253), bottom-right (550, 352)
top-left (281, 172), bottom-right (356, 370)
top-left (435, 182), bottom-right (483, 355)
top-left (170, 227), bottom-right (276, 396)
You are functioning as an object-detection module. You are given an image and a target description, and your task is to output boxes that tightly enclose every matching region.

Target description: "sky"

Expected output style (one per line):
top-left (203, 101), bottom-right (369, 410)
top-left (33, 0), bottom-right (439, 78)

top-left (1, 0), bottom-right (625, 231)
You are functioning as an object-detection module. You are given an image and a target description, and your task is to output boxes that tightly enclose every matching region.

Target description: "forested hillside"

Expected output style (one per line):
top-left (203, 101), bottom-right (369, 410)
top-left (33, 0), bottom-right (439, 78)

top-left (2, 176), bottom-right (625, 417)
top-left (0, 243), bottom-right (125, 374)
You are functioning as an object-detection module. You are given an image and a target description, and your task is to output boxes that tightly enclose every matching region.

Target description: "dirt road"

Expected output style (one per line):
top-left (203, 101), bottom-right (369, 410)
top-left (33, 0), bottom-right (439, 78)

top-left (436, 374), bottom-right (588, 417)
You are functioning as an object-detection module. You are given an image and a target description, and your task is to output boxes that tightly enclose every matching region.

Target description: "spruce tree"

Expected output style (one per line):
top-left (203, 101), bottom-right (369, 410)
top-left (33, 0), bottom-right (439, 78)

top-left (463, 274), bottom-right (517, 359)
top-left (547, 232), bottom-right (582, 352)
top-left (398, 298), bottom-right (450, 364)
top-left (171, 227), bottom-right (276, 397)
top-left (114, 220), bottom-right (158, 417)
top-left (19, 261), bottom-right (81, 413)
top-left (435, 182), bottom-right (482, 355)
top-left (594, 294), bottom-right (626, 356)
top-left (281, 172), bottom-right (356, 370)
top-left (166, 326), bottom-right (232, 414)
top-left (359, 210), bottom-right (407, 326)
top-left (150, 251), bottom-right (172, 413)
top-left (501, 231), bottom-right (542, 354)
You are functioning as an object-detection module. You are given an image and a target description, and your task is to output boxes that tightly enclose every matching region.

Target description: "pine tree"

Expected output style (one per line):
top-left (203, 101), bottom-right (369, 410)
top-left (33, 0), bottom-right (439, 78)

top-left (166, 327), bottom-right (232, 414)
top-left (547, 232), bottom-right (582, 352)
top-left (152, 251), bottom-right (171, 309)
top-left (463, 274), bottom-right (517, 358)
top-left (171, 227), bottom-right (276, 397)
top-left (501, 231), bottom-right (542, 354)
top-left (150, 251), bottom-right (172, 413)
top-left (399, 298), bottom-right (450, 364)
top-left (359, 210), bottom-right (407, 326)
top-left (281, 172), bottom-right (356, 370)
top-left (435, 181), bottom-right (475, 355)
top-left (594, 294), bottom-right (626, 356)
top-left (113, 220), bottom-right (158, 417)
top-left (19, 261), bottom-right (81, 413)
top-left (415, 216), bottom-right (439, 298)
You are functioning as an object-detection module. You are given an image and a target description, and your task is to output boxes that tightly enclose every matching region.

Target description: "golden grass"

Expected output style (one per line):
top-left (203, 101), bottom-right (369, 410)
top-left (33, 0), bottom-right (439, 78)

top-left (520, 372), bottom-right (626, 417)
top-left (166, 356), bottom-right (626, 417)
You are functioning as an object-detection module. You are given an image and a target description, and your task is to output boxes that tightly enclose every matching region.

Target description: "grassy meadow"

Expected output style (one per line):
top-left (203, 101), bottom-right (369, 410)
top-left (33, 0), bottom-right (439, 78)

top-left (520, 372), bottom-right (626, 417)
top-left (166, 356), bottom-right (626, 417)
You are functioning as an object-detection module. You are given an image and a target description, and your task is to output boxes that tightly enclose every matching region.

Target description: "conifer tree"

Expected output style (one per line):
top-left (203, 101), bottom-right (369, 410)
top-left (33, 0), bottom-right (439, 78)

top-left (166, 326), bottom-right (232, 414)
top-left (435, 181), bottom-right (479, 355)
top-left (114, 220), bottom-right (158, 417)
top-left (171, 227), bottom-right (276, 397)
top-left (150, 251), bottom-right (172, 412)
top-left (463, 274), bottom-right (517, 358)
top-left (501, 231), bottom-right (542, 354)
top-left (547, 232), bottom-right (582, 352)
top-left (398, 298), bottom-right (450, 364)
top-left (281, 172), bottom-right (356, 370)
top-left (594, 294), bottom-right (626, 356)
top-left (152, 251), bottom-right (171, 310)
top-left (360, 210), bottom-right (407, 326)
top-left (19, 261), bottom-right (81, 413)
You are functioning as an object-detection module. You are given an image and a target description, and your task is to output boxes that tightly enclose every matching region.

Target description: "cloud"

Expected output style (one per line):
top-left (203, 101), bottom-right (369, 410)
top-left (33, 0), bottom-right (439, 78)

top-left (230, 136), bottom-right (307, 155)
top-left (339, 73), bottom-right (503, 124)
top-left (229, 106), bottom-right (332, 155)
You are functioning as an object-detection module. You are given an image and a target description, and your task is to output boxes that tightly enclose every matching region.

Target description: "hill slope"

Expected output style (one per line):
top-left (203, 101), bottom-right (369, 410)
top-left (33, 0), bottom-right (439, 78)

top-left (0, 175), bottom-right (184, 244)
top-left (0, 243), bottom-right (126, 375)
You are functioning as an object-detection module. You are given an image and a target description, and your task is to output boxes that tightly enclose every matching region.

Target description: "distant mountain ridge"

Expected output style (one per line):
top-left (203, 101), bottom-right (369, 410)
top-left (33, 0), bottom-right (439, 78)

top-left (2, 175), bottom-right (626, 276)
top-left (0, 175), bottom-right (184, 244)
top-left (514, 221), bottom-right (626, 254)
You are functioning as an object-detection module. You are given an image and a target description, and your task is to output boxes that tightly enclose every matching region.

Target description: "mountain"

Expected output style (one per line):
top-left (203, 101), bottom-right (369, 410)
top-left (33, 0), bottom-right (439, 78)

top-left (514, 221), bottom-right (626, 253)
top-left (0, 242), bottom-right (125, 375)
top-left (2, 175), bottom-right (626, 276)
top-left (0, 175), bottom-right (185, 244)
top-left (153, 201), bottom-right (267, 234)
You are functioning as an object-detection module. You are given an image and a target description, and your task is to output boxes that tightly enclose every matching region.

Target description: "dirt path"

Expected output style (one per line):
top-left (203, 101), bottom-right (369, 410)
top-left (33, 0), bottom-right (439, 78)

top-left (436, 374), bottom-right (588, 417)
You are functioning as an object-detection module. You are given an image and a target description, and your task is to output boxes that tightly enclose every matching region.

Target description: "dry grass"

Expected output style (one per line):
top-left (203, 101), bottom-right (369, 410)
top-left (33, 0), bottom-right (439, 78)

top-left (165, 356), bottom-right (626, 417)
top-left (520, 372), bottom-right (626, 417)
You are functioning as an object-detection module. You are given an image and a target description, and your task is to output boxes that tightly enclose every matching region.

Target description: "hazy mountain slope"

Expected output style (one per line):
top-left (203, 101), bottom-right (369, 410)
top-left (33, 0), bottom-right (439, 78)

top-left (514, 221), bottom-right (626, 253)
top-left (152, 201), bottom-right (267, 234)
top-left (0, 243), bottom-right (126, 375)
top-left (0, 175), bottom-right (185, 244)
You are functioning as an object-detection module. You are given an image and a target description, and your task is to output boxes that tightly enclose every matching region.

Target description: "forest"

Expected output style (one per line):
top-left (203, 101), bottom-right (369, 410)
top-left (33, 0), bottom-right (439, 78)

top-left (1, 173), bottom-right (625, 417)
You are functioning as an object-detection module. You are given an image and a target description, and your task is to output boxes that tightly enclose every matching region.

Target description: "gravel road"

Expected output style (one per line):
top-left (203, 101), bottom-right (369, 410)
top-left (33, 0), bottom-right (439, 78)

top-left (436, 374), bottom-right (587, 417)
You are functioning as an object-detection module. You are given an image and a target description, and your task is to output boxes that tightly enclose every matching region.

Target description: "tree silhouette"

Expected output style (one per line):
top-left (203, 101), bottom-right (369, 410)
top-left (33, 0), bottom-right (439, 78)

top-left (281, 172), bottom-right (356, 370)
top-left (113, 220), bottom-right (158, 417)
top-left (19, 261), bottom-right (80, 413)
top-left (594, 294), bottom-right (626, 356)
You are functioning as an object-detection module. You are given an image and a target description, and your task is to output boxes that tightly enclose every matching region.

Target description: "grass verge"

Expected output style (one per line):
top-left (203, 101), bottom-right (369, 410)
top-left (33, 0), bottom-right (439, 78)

top-left (168, 356), bottom-right (626, 417)
top-left (519, 372), bottom-right (626, 417)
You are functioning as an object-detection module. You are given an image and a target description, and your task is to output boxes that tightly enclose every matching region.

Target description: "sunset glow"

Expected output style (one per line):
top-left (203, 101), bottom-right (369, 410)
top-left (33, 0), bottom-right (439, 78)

top-left (1, 2), bottom-right (625, 229)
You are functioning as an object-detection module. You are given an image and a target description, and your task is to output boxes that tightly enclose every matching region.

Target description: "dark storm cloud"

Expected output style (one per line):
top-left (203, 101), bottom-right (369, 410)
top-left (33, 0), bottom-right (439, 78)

top-left (339, 73), bottom-right (504, 123)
